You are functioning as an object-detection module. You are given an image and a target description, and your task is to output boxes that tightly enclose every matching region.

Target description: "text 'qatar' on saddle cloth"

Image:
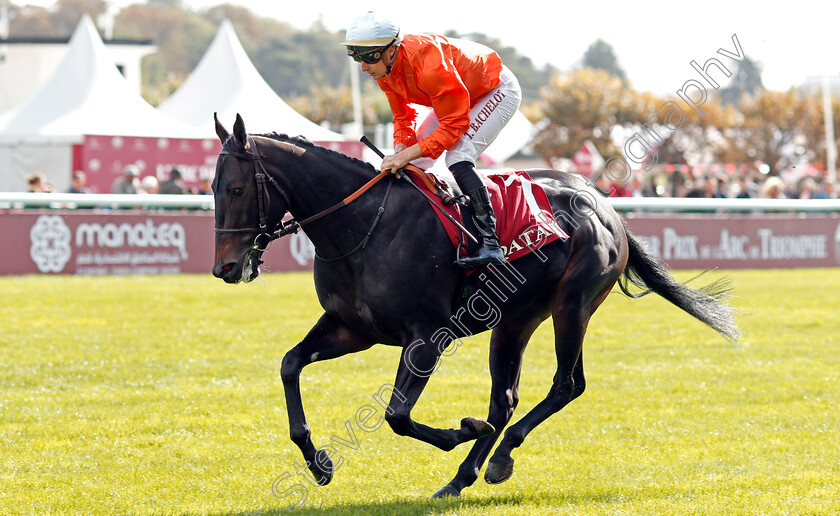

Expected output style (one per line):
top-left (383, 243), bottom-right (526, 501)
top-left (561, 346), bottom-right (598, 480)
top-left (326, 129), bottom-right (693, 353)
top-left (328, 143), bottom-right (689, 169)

top-left (406, 169), bottom-right (570, 262)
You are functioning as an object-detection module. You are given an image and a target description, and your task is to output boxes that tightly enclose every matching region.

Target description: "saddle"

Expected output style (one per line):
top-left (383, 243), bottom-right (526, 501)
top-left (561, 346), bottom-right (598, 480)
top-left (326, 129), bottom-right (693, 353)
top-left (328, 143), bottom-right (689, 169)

top-left (402, 163), bottom-right (464, 207)
top-left (402, 165), bottom-right (570, 264)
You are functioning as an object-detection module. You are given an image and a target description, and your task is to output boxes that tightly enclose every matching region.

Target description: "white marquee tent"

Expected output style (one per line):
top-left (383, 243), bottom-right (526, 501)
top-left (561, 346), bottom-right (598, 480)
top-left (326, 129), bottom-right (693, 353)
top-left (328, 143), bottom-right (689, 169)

top-left (0, 15), bottom-right (205, 192)
top-left (158, 19), bottom-right (345, 141)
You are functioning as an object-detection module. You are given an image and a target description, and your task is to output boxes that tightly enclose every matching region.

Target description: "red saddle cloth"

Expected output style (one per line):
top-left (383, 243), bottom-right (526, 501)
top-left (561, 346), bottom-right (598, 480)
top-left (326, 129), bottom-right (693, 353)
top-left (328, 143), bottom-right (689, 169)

top-left (406, 169), bottom-right (570, 262)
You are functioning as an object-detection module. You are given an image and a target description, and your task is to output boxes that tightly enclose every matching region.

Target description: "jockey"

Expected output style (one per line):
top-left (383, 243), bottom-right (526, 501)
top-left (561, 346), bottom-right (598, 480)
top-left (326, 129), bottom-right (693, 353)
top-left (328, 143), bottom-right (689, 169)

top-left (343, 11), bottom-right (523, 268)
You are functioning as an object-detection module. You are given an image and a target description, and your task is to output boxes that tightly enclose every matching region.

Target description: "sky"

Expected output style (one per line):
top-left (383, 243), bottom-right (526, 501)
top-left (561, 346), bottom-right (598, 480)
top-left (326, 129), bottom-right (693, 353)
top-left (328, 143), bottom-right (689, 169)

top-left (20, 0), bottom-right (839, 95)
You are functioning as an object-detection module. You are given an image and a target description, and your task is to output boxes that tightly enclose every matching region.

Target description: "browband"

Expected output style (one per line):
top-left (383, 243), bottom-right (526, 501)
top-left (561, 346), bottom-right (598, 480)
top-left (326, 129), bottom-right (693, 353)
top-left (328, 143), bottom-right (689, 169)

top-left (220, 136), bottom-right (261, 161)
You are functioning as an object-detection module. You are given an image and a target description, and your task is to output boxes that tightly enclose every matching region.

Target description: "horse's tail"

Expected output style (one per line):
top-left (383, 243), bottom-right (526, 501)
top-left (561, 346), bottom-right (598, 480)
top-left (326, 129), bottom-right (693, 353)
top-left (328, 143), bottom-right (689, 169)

top-left (618, 221), bottom-right (741, 342)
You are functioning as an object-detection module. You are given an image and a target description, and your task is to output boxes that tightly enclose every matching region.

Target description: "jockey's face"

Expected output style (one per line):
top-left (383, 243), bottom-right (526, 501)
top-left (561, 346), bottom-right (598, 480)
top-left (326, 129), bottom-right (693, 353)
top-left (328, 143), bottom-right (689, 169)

top-left (360, 58), bottom-right (388, 80)
top-left (360, 46), bottom-right (397, 80)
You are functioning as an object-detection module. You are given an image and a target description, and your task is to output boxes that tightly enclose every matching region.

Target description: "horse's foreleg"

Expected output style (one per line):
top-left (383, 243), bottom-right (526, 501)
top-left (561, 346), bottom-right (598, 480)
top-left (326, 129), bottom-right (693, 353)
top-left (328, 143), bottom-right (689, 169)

top-left (432, 314), bottom-right (542, 498)
top-left (280, 313), bottom-right (373, 486)
top-left (384, 336), bottom-right (495, 452)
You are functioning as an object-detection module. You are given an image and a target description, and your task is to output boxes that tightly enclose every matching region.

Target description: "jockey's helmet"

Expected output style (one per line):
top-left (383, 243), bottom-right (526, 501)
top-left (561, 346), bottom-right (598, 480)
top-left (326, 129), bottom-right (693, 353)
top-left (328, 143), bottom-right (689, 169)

top-left (342, 11), bottom-right (400, 64)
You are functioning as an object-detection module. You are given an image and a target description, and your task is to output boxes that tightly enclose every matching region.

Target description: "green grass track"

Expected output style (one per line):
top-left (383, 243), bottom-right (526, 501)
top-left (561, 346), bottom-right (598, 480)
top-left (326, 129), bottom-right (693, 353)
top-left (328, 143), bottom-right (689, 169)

top-left (1, 269), bottom-right (838, 515)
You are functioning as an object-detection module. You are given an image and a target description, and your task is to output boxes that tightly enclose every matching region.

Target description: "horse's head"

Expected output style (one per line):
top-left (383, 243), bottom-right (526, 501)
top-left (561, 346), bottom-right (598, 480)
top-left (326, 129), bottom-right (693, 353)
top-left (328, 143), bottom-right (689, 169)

top-left (211, 113), bottom-right (289, 283)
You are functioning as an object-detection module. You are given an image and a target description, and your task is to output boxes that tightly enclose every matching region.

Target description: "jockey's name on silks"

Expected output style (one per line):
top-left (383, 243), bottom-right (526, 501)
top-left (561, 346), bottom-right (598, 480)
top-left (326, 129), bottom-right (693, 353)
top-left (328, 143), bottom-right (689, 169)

top-left (465, 91), bottom-right (509, 140)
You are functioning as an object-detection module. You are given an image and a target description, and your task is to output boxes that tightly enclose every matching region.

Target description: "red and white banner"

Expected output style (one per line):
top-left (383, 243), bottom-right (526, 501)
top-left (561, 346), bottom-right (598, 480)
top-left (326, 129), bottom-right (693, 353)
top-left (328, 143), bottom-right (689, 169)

top-left (4, 210), bottom-right (315, 276)
top-left (625, 213), bottom-right (840, 269)
top-left (73, 135), bottom-right (365, 194)
top-left (2, 210), bottom-right (839, 276)
top-left (74, 135), bottom-right (222, 193)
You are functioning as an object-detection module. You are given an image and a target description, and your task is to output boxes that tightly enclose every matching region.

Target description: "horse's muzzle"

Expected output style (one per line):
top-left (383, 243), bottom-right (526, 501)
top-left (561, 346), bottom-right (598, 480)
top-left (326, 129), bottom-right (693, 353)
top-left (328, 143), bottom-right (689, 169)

top-left (213, 248), bottom-right (262, 284)
top-left (213, 261), bottom-right (242, 283)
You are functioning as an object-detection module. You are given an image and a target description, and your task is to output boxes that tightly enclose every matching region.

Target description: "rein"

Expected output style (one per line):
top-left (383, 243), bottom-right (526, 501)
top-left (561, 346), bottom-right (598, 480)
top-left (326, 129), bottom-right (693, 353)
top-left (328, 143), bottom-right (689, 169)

top-left (214, 136), bottom-right (392, 257)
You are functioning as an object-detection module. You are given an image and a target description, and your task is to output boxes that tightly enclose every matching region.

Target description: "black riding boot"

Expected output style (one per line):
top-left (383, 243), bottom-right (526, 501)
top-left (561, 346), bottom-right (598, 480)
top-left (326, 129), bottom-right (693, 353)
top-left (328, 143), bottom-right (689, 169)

top-left (449, 161), bottom-right (506, 268)
top-left (460, 187), bottom-right (506, 268)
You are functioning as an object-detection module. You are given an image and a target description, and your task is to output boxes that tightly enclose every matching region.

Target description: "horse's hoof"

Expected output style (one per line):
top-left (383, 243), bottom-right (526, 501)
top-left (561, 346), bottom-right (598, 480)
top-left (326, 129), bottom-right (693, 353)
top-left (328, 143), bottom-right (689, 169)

top-left (309, 465), bottom-right (333, 486)
top-left (485, 458), bottom-right (514, 484)
top-left (461, 417), bottom-right (495, 438)
top-left (431, 485), bottom-right (461, 498)
top-left (309, 451), bottom-right (334, 486)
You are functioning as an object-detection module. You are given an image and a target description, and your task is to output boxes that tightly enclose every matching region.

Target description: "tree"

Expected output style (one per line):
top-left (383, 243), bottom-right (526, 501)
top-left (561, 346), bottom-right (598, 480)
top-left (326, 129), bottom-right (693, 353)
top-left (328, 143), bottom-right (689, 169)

top-left (6, 2), bottom-right (557, 125)
top-left (582, 39), bottom-right (626, 81)
top-left (7, 5), bottom-right (53, 37)
top-left (731, 88), bottom-right (824, 173)
top-left (115, 4), bottom-right (217, 105)
top-left (253, 26), bottom-right (347, 98)
top-left (531, 68), bottom-right (655, 166)
top-left (659, 95), bottom-right (738, 167)
top-left (52, 0), bottom-right (107, 35)
top-left (147, 0), bottom-right (184, 8)
top-left (7, 0), bottom-right (106, 37)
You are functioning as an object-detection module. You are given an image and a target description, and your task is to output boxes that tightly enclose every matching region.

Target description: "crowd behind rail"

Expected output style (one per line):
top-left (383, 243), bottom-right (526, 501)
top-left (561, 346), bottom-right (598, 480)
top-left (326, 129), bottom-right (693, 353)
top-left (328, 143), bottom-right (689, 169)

top-left (25, 166), bottom-right (213, 196)
top-left (24, 164), bottom-right (839, 201)
top-left (590, 168), bottom-right (837, 200)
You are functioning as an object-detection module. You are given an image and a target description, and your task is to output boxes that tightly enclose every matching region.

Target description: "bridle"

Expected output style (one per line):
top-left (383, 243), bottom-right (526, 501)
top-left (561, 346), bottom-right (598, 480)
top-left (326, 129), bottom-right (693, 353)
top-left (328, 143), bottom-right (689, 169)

top-left (213, 135), bottom-right (392, 258)
top-left (213, 136), bottom-right (297, 253)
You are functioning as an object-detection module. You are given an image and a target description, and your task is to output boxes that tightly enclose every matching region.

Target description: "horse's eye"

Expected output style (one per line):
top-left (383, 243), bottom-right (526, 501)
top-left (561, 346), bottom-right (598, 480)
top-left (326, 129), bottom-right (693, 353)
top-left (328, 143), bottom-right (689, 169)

top-left (230, 187), bottom-right (245, 198)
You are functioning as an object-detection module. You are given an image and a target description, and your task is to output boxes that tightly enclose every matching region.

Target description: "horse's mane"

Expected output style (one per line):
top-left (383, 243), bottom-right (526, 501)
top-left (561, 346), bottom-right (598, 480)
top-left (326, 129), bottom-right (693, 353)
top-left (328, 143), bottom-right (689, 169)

top-left (255, 132), bottom-right (314, 148)
top-left (255, 132), bottom-right (378, 175)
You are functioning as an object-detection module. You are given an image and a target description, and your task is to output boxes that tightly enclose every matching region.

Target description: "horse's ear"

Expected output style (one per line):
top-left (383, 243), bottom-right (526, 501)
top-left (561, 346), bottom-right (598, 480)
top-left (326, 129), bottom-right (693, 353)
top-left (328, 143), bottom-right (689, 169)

top-left (214, 112), bottom-right (229, 144)
top-left (233, 113), bottom-right (249, 150)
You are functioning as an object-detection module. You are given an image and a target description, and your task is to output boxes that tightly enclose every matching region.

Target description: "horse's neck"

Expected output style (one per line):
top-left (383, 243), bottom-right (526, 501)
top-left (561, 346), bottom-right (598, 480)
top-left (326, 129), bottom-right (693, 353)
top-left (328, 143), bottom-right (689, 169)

top-left (266, 140), bottom-right (378, 251)
top-left (271, 144), bottom-right (367, 215)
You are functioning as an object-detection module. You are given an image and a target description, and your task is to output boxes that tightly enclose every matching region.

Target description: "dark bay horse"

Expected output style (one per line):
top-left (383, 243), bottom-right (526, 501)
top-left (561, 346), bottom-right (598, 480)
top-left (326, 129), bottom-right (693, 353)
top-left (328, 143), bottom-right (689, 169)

top-left (211, 114), bottom-right (740, 498)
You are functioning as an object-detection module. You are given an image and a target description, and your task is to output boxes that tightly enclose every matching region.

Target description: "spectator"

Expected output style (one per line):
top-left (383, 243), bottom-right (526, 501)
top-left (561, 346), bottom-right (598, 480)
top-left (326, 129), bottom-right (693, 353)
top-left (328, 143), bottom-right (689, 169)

top-left (591, 172), bottom-right (630, 196)
top-left (797, 177), bottom-right (819, 199)
top-left (684, 178), bottom-right (706, 198)
top-left (813, 180), bottom-right (836, 199)
top-left (112, 165), bottom-right (141, 194)
top-left (629, 171), bottom-right (656, 197)
top-left (701, 176), bottom-right (726, 198)
top-left (67, 171), bottom-right (89, 193)
top-left (612, 181), bottom-right (631, 197)
top-left (141, 176), bottom-right (159, 194)
top-left (594, 173), bottom-right (613, 195)
top-left (735, 176), bottom-right (754, 198)
top-left (715, 177), bottom-right (729, 198)
top-left (27, 172), bottom-right (55, 192)
top-left (197, 177), bottom-right (213, 195)
top-left (759, 176), bottom-right (788, 199)
top-left (158, 168), bottom-right (188, 195)
top-left (703, 177), bottom-right (717, 197)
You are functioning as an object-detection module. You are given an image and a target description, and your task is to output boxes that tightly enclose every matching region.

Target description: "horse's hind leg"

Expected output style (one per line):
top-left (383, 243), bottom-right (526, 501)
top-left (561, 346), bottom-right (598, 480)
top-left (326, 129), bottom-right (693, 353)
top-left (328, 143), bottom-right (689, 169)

top-left (485, 284), bottom-right (608, 484)
top-left (432, 313), bottom-right (544, 498)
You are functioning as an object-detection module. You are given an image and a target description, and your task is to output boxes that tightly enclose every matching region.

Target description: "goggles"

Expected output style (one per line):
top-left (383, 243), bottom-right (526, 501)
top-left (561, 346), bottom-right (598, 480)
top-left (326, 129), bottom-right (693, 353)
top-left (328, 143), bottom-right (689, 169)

top-left (346, 39), bottom-right (396, 64)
